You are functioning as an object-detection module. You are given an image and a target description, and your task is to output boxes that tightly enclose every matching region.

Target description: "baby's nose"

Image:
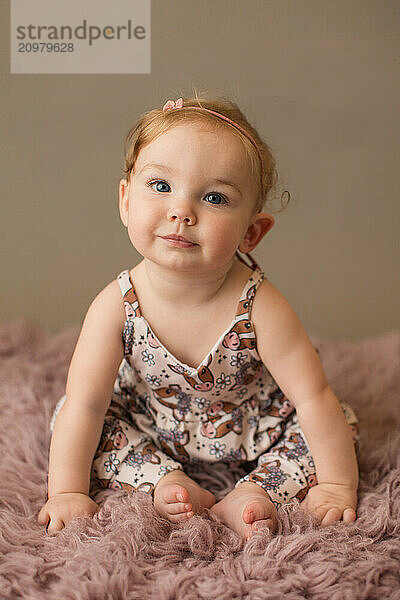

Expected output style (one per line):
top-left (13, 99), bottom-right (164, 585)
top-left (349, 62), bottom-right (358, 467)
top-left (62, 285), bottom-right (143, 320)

top-left (167, 205), bottom-right (196, 224)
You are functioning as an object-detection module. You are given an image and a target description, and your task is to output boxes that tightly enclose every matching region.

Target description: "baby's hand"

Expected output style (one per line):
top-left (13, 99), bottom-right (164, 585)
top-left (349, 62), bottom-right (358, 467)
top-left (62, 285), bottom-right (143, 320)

top-left (37, 492), bottom-right (100, 534)
top-left (300, 482), bottom-right (358, 527)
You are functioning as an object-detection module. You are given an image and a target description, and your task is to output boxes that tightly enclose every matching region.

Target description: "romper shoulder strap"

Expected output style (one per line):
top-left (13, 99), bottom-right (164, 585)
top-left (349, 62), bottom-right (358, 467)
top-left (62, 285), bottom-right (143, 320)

top-left (117, 269), bottom-right (140, 357)
top-left (234, 254), bottom-right (265, 322)
top-left (117, 269), bottom-right (142, 319)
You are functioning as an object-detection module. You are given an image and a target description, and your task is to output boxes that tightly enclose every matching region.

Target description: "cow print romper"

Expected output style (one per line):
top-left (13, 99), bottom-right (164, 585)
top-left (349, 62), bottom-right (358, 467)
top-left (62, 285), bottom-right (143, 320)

top-left (50, 251), bottom-right (360, 509)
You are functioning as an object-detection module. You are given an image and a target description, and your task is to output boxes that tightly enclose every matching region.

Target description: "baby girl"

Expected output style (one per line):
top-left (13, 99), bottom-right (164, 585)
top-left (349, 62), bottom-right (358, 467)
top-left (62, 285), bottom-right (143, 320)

top-left (38, 95), bottom-right (361, 541)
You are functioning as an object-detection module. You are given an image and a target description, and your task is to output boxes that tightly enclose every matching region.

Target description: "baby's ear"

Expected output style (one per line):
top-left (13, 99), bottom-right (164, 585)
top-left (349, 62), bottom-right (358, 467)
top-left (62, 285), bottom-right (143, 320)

top-left (119, 179), bottom-right (129, 227)
top-left (239, 213), bottom-right (275, 253)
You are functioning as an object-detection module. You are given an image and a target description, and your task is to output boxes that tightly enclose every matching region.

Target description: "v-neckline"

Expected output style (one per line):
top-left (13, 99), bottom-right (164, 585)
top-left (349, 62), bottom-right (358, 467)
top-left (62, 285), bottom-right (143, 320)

top-left (127, 263), bottom-right (263, 374)
top-left (139, 313), bottom-right (237, 374)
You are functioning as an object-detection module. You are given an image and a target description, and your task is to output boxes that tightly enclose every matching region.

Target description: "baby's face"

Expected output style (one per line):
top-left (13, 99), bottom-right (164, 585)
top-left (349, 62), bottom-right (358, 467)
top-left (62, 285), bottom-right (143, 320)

top-left (119, 123), bottom-right (260, 272)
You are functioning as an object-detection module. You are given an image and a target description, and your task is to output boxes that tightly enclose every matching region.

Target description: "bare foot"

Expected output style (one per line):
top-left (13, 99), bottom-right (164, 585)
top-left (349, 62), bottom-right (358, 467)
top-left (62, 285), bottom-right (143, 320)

top-left (210, 481), bottom-right (278, 541)
top-left (153, 469), bottom-right (216, 523)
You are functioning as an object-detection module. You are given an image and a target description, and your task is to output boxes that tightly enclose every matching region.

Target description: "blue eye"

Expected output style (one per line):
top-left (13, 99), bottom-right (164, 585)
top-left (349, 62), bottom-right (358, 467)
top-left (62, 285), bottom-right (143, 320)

top-left (146, 179), bottom-right (227, 205)
top-left (148, 180), bottom-right (170, 193)
top-left (205, 192), bottom-right (227, 205)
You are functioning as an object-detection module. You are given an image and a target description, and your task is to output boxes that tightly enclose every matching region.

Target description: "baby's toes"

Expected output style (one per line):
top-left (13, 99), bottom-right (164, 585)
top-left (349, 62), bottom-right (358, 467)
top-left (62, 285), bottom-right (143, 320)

top-left (164, 495), bottom-right (194, 523)
top-left (245, 509), bottom-right (278, 541)
top-left (242, 499), bottom-right (276, 525)
top-left (166, 502), bottom-right (193, 516)
top-left (250, 509), bottom-right (278, 535)
top-left (243, 500), bottom-right (278, 537)
top-left (161, 483), bottom-right (189, 505)
top-left (242, 501), bottom-right (262, 524)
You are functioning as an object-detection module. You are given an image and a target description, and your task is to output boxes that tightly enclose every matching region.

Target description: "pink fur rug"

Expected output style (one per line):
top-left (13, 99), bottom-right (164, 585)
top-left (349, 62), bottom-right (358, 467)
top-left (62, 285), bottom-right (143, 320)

top-left (0, 319), bottom-right (399, 599)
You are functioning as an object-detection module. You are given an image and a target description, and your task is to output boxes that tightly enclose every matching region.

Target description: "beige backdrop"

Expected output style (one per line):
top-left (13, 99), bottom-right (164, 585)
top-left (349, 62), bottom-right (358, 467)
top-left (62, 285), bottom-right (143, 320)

top-left (0, 0), bottom-right (399, 341)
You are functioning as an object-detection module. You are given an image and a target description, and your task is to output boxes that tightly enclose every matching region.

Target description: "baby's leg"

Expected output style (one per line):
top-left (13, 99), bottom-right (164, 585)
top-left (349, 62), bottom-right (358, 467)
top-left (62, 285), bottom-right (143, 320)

top-left (92, 410), bottom-right (215, 523)
top-left (211, 427), bottom-right (308, 541)
top-left (212, 400), bottom-right (360, 540)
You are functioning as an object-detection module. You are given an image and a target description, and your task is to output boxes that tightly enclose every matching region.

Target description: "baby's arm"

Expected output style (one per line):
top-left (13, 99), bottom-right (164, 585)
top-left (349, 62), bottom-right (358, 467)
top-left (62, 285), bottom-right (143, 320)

top-left (253, 282), bottom-right (359, 524)
top-left (38, 280), bottom-right (125, 532)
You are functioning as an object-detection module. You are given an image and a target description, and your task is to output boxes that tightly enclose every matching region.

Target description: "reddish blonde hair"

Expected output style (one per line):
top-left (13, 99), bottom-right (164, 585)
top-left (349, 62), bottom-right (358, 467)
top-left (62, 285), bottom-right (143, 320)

top-left (122, 94), bottom-right (290, 216)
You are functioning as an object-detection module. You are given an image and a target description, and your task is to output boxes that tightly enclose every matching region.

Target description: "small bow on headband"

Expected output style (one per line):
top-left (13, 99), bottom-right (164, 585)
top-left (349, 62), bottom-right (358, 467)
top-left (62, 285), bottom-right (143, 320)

top-left (162, 97), bottom-right (184, 112)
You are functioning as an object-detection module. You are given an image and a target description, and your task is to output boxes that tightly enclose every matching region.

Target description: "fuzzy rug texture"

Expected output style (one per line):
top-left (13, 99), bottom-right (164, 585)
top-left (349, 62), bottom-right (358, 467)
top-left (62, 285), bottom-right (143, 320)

top-left (0, 319), bottom-right (399, 600)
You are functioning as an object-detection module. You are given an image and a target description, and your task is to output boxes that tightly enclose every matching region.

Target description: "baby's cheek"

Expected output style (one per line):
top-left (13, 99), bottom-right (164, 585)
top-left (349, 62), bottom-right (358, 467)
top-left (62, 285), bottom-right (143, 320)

top-left (126, 214), bottom-right (150, 253)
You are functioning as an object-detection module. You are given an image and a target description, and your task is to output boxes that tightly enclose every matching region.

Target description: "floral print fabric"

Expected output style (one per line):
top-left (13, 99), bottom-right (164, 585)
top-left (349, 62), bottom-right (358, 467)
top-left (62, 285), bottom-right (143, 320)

top-left (50, 252), bottom-right (360, 507)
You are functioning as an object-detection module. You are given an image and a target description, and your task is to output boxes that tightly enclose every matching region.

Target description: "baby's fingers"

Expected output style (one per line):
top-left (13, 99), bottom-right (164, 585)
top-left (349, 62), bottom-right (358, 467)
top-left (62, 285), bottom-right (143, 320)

top-left (342, 507), bottom-right (357, 524)
top-left (320, 507), bottom-right (357, 527)
top-left (37, 506), bottom-right (49, 526)
top-left (46, 517), bottom-right (65, 534)
top-left (320, 507), bottom-right (342, 527)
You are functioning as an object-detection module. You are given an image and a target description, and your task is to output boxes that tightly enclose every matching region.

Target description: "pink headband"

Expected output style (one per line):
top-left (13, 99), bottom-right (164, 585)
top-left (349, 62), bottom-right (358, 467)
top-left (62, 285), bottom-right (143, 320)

top-left (162, 97), bottom-right (263, 169)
